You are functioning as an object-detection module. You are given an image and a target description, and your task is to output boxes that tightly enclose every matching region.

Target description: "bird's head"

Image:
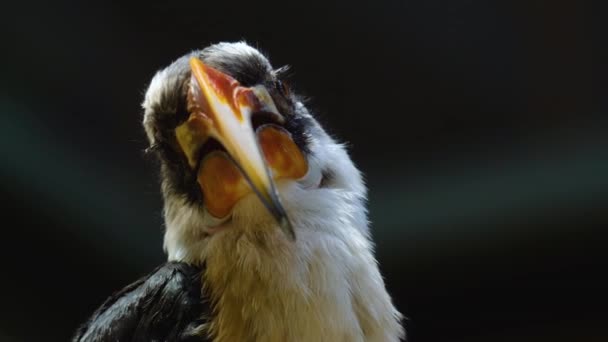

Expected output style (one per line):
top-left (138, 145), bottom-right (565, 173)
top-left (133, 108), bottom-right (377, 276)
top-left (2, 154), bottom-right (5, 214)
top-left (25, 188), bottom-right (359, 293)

top-left (142, 42), bottom-right (367, 262)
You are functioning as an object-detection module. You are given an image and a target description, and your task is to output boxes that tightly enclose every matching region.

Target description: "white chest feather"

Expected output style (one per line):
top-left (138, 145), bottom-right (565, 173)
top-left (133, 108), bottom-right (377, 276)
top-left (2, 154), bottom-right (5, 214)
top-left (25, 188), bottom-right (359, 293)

top-left (200, 228), bottom-right (403, 342)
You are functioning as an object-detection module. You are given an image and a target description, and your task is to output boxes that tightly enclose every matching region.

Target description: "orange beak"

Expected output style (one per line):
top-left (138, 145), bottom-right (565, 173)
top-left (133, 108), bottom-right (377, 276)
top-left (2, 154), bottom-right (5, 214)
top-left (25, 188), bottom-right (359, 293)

top-left (175, 57), bottom-right (295, 239)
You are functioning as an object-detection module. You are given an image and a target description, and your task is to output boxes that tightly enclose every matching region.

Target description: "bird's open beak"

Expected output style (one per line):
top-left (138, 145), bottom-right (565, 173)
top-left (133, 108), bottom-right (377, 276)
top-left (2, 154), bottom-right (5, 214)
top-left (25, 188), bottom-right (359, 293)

top-left (176, 57), bottom-right (295, 239)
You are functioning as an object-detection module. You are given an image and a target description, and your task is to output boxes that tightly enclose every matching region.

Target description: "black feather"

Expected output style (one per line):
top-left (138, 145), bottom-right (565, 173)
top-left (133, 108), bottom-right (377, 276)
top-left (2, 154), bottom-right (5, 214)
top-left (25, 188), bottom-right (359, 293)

top-left (73, 262), bottom-right (212, 342)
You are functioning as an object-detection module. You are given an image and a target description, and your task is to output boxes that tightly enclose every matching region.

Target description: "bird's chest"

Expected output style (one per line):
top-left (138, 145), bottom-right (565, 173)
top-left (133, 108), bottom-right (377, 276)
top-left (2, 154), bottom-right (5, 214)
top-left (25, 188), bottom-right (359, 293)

top-left (200, 238), bottom-right (367, 342)
top-left (206, 283), bottom-right (365, 342)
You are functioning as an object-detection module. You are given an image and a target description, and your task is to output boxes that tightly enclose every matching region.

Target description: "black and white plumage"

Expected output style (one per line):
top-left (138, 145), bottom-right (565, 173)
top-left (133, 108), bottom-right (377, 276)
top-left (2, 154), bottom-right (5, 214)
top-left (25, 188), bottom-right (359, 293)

top-left (75, 42), bottom-right (404, 342)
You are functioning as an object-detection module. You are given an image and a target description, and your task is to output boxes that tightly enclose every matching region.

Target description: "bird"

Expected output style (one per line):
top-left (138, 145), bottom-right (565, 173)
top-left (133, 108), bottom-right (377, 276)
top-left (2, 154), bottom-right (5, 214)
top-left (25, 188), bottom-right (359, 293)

top-left (74, 41), bottom-right (404, 342)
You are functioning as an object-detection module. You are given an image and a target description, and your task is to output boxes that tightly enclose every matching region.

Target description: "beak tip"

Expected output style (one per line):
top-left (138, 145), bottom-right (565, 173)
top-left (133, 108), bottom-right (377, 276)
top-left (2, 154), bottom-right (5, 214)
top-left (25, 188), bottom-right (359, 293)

top-left (279, 216), bottom-right (296, 241)
top-left (267, 190), bottom-right (296, 241)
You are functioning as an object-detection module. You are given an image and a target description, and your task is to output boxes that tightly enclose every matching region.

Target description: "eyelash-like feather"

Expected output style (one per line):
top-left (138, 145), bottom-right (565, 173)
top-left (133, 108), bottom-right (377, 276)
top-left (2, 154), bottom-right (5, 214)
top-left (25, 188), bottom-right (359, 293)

top-left (274, 65), bottom-right (292, 79)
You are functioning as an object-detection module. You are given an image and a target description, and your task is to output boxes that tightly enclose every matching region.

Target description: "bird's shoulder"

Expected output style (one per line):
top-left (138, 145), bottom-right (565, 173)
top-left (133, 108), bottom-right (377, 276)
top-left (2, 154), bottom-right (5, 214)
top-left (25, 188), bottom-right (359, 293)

top-left (73, 261), bottom-right (211, 342)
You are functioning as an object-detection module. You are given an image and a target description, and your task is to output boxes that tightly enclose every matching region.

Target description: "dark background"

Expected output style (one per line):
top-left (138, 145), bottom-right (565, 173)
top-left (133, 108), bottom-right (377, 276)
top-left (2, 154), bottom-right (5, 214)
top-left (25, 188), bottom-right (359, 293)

top-left (1, 1), bottom-right (606, 341)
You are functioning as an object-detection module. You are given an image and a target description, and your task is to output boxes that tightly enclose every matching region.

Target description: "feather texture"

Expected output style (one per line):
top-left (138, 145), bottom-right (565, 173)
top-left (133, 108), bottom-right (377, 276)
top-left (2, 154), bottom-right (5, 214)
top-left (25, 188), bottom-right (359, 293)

top-left (73, 262), bottom-right (210, 342)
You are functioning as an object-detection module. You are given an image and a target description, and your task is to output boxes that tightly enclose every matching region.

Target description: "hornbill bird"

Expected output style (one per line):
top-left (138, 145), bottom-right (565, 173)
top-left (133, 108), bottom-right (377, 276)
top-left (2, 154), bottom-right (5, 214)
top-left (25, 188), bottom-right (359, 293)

top-left (74, 42), bottom-right (404, 342)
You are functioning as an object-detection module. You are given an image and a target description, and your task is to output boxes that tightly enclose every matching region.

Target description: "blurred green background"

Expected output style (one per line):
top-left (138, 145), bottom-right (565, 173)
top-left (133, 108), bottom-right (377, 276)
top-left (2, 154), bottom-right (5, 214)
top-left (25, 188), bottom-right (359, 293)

top-left (1, 0), bottom-right (606, 341)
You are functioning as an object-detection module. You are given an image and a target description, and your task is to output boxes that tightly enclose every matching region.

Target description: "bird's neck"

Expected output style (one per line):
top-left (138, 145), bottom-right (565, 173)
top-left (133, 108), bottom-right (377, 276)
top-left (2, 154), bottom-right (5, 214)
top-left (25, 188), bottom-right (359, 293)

top-left (164, 184), bottom-right (404, 341)
top-left (197, 228), bottom-right (403, 342)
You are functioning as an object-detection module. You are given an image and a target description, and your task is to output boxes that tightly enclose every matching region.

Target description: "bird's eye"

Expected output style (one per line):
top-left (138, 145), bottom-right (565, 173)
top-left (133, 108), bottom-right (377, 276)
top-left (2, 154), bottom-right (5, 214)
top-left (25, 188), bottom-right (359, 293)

top-left (275, 79), bottom-right (290, 97)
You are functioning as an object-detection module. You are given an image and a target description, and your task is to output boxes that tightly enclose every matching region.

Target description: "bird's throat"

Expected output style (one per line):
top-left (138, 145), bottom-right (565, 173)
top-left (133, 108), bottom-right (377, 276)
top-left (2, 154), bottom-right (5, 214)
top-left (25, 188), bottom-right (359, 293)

top-left (197, 228), bottom-right (402, 342)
